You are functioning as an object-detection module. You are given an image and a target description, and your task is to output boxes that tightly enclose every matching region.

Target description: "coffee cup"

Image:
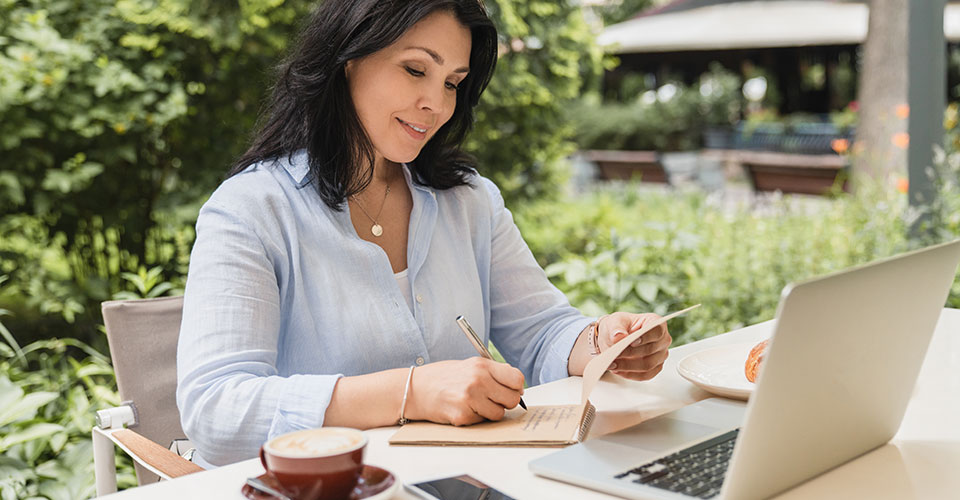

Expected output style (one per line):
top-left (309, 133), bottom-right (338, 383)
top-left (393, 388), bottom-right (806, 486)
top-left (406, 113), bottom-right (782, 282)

top-left (259, 427), bottom-right (367, 500)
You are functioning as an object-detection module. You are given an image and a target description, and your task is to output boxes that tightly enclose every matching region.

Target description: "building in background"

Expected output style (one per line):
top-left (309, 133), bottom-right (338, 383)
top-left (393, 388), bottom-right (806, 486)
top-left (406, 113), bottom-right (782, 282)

top-left (598, 0), bottom-right (960, 114)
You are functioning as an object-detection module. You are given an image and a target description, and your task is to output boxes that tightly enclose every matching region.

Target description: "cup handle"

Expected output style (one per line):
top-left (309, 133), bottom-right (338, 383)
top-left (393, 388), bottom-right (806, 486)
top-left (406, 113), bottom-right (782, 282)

top-left (259, 446), bottom-right (267, 471)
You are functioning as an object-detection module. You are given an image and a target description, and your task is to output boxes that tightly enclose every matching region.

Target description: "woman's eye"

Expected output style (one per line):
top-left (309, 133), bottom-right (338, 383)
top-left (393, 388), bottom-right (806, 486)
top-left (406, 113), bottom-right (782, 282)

top-left (405, 67), bottom-right (425, 77)
top-left (445, 81), bottom-right (460, 91)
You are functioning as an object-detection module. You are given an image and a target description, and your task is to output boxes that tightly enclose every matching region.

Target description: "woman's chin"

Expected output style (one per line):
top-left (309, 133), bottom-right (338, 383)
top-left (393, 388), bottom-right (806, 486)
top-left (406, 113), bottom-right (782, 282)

top-left (385, 152), bottom-right (422, 165)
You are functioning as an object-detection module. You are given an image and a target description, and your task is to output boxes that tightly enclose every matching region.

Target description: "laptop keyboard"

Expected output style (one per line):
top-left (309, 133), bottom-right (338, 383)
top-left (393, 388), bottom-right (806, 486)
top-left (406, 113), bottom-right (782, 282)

top-left (613, 428), bottom-right (739, 499)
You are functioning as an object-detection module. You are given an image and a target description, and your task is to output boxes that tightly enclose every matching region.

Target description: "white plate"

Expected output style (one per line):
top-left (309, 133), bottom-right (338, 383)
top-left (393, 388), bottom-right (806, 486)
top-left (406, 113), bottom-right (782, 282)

top-left (676, 342), bottom-right (764, 400)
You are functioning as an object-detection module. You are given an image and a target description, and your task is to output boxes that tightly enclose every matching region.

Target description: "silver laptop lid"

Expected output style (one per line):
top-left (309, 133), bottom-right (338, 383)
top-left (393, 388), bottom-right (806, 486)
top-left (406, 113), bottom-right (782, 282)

top-left (722, 239), bottom-right (960, 500)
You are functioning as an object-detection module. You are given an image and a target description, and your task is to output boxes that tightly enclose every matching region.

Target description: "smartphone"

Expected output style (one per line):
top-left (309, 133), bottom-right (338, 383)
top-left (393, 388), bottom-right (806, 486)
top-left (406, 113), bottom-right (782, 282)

top-left (405, 474), bottom-right (516, 500)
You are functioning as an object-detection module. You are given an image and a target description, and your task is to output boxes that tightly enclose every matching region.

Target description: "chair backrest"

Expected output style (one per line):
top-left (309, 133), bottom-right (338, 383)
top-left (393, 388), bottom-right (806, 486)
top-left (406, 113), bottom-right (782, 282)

top-left (101, 296), bottom-right (186, 485)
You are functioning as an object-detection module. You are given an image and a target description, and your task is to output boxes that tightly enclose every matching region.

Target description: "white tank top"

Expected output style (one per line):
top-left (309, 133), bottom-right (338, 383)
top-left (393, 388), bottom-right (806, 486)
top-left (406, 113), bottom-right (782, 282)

top-left (394, 268), bottom-right (413, 313)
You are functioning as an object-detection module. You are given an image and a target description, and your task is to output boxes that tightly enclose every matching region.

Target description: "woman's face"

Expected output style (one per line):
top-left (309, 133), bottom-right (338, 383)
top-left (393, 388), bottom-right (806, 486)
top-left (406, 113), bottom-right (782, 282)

top-left (345, 10), bottom-right (471, 166)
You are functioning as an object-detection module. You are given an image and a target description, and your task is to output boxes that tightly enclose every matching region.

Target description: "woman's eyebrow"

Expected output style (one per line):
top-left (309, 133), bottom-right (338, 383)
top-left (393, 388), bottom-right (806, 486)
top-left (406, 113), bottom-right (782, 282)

top-left (404, 46), bottom-right (469, 74)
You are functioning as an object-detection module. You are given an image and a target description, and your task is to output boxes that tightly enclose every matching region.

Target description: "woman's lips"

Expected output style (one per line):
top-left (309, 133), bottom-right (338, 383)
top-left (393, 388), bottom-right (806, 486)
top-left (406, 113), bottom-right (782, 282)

top-left (397, 118), bottom-right (428, 140)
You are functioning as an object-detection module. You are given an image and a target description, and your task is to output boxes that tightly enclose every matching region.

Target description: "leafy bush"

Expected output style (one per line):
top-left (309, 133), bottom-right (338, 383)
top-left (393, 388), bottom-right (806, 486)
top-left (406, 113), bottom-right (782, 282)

top-left (468, 0), bottom-right (604, 202)
top-left (569, 64), bottom-right (742, 152)
top-left (568, 96), bottom-right (676, 151)
top-left (590, 0), bottom-right (656, 26)
top-left (515, 176), bottom-right (939, 345)
top-left (0, 262), bottom-right (180, 499)
top-left (924, 106), bottom-right (960, 306)
top-left (0, 332), bottom-right (136, 500)
top-left (0, 0), bottom-right (310, 345)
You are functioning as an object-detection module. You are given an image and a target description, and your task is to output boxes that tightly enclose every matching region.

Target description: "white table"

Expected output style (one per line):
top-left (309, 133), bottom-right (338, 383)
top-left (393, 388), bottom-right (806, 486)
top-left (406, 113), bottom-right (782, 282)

top-left (105, 309), bottom-right (960, 500)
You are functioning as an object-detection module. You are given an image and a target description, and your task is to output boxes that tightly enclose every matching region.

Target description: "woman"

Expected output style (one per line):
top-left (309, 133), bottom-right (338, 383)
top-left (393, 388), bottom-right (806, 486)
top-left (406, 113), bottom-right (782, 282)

top-left (176, 0), bottom-right (672, 468)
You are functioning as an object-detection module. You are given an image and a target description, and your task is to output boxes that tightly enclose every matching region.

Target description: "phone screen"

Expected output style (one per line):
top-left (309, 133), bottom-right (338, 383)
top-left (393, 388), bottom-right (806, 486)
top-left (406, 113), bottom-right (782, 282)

top-left (406, 474), bottom-right (516, 500)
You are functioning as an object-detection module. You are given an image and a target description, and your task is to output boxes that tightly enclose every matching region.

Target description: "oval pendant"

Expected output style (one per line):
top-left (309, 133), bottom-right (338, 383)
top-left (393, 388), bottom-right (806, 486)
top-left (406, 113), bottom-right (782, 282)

top-left (371, 224), bottom-right (383, 237)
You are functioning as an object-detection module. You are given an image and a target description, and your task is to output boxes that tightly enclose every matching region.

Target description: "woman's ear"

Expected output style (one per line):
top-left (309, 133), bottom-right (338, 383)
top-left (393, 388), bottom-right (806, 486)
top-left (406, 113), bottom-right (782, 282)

top-left (343, 60), bottom-right (354, 80)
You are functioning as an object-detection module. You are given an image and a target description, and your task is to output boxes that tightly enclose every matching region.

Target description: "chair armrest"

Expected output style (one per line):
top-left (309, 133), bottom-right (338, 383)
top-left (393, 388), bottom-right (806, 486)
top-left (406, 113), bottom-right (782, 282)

top-left (93, 426), bottom-right (203, 497)
top-left (111, 428), bottom-right (205, 478)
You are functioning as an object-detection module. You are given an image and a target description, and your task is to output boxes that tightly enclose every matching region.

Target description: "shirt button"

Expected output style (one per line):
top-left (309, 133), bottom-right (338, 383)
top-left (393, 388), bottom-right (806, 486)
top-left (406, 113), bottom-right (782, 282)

top-left (415, 356), bottom-right (425, 366)
top-left (416, 294), bottom-right (423, 303)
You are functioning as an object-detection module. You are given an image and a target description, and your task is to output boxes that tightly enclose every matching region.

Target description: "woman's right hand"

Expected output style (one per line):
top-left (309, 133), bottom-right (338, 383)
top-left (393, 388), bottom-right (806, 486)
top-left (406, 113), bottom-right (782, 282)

top-left (405, 357), bottom-right (525, 426)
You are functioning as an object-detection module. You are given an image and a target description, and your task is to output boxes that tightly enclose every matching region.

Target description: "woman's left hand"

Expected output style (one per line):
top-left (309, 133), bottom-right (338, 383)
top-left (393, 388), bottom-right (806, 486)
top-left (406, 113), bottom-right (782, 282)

top-left (597, 312), bottom-right (672, 381)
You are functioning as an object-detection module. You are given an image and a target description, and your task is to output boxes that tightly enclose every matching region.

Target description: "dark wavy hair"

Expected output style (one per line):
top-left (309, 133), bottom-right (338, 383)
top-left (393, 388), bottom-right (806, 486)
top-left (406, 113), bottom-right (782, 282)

top-left (229, 0), bottom-right (498, 210)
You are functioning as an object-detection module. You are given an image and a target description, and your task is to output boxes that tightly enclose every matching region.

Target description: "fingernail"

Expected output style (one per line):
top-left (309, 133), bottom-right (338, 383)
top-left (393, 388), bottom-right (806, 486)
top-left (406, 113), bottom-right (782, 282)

top-left (609, 362), bottom-right (618, 370)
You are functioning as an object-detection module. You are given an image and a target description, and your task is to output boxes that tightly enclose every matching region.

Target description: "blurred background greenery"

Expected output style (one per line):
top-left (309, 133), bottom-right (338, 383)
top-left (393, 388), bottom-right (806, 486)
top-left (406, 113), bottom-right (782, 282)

top-left (2, 0), bottom-right (960, 498)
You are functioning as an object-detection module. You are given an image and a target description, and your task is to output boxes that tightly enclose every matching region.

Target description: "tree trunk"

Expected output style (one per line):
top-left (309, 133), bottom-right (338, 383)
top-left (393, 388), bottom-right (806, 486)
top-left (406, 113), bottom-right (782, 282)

top-left (854, 0), bottom-right (909, 181)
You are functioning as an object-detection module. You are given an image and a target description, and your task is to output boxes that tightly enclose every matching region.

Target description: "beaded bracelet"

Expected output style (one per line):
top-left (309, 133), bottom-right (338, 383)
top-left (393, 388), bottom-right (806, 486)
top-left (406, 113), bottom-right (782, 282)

top-left (397, 365), bottom-right (416, 425)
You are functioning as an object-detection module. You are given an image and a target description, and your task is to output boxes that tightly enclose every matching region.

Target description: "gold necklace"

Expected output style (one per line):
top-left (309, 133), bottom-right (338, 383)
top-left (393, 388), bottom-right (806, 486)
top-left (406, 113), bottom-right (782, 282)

top-left (351, 180), bottom-right (391, 237)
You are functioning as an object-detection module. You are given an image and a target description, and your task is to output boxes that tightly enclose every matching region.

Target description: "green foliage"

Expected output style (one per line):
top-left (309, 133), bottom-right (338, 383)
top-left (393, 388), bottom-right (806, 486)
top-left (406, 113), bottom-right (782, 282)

top-left (113, 265), bottom-right (181, 300)
top-left (0, 0), bottom-right (311, 342)
top-left (0, 278), bottom-right (26, 368)
top-left (544, 230), bottom-right (695, 318)
top-left (924, 112), bottom-right (960, 307)
top-left (568, 95), bottom-right (675, 151)
top-left (470, 0), bottom-right (605, 203)
top-left (590, 0), bottom-right (656, 26)
top-left (697, 63), bottom-right (743, 127)
top-left (569, 64), bottom-right (742, 152)
top-left (516, 177), bottom-right (928, 346)
top-left (830, 101), bottom-right (859, 134)
top-left (0, 322), bottom-right (135, 499)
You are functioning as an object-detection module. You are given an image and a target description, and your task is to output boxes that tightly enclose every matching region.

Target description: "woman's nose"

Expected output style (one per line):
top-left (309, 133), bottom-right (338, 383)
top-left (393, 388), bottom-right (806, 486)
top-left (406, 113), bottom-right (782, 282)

top-left (417, 84), bottom-right (447, 114)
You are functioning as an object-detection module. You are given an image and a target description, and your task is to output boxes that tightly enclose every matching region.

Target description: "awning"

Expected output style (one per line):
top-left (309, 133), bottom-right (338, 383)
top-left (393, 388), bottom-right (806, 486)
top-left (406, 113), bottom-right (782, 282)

top-left (599, 1), bottom-right (960, 54)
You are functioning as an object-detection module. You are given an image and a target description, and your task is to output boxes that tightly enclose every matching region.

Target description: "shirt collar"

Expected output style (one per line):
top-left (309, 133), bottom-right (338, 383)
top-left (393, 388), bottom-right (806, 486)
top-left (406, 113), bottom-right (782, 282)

top-left (401, 163), bottom-right (437, 198)
top-left (277, 149), bottom-right (311, 188)
top-left (279, 150), bottom-right (436, 198)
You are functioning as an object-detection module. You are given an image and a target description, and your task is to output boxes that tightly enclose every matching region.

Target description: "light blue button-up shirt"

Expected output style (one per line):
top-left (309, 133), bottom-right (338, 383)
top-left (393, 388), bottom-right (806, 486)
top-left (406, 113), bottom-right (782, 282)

top-left (176, 151), bottom-right (592, 467)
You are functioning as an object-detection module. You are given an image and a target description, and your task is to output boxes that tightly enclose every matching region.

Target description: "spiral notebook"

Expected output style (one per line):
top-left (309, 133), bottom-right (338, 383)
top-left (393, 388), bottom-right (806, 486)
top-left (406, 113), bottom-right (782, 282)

top-left (389, 305), bottom-right (699, 447)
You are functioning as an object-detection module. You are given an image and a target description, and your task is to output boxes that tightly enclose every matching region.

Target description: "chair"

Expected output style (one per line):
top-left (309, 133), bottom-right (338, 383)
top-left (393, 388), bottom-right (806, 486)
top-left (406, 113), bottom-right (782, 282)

top-left (92, 296), bottom-right (203, 496)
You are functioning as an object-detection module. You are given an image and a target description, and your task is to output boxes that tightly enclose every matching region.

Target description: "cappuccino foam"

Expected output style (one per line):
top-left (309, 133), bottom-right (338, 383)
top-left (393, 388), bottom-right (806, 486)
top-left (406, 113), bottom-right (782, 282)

top-left (267, 429), bottom-right (363, 457)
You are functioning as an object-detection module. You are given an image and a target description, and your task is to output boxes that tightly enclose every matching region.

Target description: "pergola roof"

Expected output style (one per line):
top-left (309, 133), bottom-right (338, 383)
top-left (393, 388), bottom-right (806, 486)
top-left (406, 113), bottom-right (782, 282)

top-left (598, 0), bottom-right (960, 53)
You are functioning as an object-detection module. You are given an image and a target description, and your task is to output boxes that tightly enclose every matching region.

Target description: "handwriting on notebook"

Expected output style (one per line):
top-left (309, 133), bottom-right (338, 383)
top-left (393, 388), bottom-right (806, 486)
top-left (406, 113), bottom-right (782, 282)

top-left (521, 406), bottom-right (580, 432)
top-left (389, 304), bottom-right (700, 447)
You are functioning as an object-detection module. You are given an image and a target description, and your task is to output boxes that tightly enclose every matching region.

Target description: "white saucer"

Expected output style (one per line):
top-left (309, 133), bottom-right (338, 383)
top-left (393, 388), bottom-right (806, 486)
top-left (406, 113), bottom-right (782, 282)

top-left (676, 342), bottom-right (762, 400)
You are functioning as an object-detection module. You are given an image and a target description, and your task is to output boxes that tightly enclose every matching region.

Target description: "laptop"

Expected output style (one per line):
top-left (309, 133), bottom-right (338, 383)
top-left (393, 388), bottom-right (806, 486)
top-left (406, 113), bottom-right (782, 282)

top-left (530, 239), bottom-right (960, 500)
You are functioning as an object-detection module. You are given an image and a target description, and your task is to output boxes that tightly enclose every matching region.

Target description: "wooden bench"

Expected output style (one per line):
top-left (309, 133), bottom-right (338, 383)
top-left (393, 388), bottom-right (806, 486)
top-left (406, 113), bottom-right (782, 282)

top-left (580, 150), bottom-right (668, 184)
top-left (733, 151), bottom-right (849, 195)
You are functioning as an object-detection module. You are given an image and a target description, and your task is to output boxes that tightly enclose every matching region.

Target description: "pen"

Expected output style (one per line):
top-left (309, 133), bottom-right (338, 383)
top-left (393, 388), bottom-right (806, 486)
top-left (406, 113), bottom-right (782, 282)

top-left (456, 315), bottom-right (528, 410)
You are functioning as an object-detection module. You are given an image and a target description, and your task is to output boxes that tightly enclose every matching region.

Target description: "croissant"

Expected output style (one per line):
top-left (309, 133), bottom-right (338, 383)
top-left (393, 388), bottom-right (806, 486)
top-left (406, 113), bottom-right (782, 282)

top-left (744, 339), bottom-right (769, 383)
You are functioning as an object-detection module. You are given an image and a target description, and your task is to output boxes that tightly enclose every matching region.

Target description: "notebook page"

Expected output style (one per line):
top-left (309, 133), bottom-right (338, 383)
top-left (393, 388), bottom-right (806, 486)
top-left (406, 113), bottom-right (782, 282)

top-left (581, 305), bottom-right (701, 406)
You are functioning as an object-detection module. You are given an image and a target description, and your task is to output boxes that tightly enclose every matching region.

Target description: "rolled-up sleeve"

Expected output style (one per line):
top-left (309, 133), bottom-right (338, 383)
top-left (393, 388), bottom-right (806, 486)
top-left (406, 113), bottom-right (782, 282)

top-left (176, 200), bottom-right (341, 467)
top-left (481, 178), bottom-right (593, 386)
